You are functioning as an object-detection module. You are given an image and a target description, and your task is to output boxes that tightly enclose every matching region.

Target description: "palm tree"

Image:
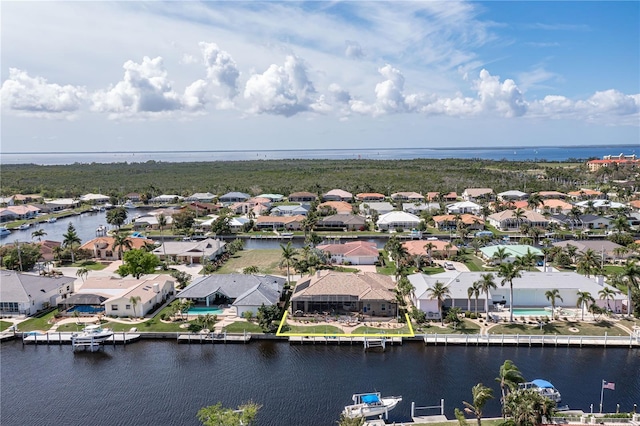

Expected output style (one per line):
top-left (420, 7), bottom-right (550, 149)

top-left (76, 267), bottom-right (89, 282)
top-left (477, 273), bottom-right (497, 317)
top-left (492, 247), bottom-right (509, 266)
top-left (598, 287), bottom-right (617, 312)
top-left (463, 383), bottom-right (494, 426)
top-left (279, 241), bottom-right (298, 287)
top-left (62, 223), bottom-right (82, 264)
top-left (129, 295), bottom-right (141, 319)
top-left (621, 260), bottom-right (640, 317)
top-left (426, 281), bottom-right (450, 326)
top-left (158, 213), bottom-right (167, 262)
top-left (112, 232), bottom-right (133, 260)
top-left (576, 249), bottom-right (601, 277)
top-left (31, 229), bottom-right (47, 242)
top-left (498, 262), bottom-right (522, 323)
top-left (576, 291), bottom-right (595, 321)
top-left (512, 208), bottom-right (526, 228)
top-left (564, 244), bottom-right (578, 263)
top-left (467, 281), bottom-right (481, 315)
top-left (527, 193), bottom-right (542, 211)
top-left (423, 242), bottom-right (436, 265)
top-left (544, 289), bottom-right (563, 320)
top-left (495, 360), bottom-right (524, 405)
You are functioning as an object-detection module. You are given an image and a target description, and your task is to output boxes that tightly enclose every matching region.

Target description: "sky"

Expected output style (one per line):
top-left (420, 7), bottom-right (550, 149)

top-left (1, 1), bottom-right (639, 153)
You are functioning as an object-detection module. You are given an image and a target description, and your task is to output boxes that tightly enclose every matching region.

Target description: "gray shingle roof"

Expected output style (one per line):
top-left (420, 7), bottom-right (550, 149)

top-left (179, 274), bottom-right (285, 300)
top-left (0, 271), bottom-right (75, 303)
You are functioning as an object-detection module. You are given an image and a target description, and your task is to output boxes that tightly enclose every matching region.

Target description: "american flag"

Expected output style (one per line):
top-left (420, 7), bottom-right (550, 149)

top-left (603, 381), bottom-right (615, 390)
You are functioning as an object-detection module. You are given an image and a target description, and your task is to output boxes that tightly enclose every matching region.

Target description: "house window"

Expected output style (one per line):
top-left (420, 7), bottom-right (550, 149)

top-left (126, 305), bottom-right (131, 310)
top-left (66, 286), bottom-right (70, 291)
top-left (111, 305), bottom-right (118, 311)
top-left (381, 304), bottom-right (386, 311)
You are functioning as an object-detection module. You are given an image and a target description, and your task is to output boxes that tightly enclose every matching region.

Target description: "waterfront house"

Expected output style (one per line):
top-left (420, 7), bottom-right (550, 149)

top-left (271, 205), bottom-right (310, 216)
top-left (431, 214), bottom-right (484, 231)
top-left (0, 209), bottom-right (18, 222)
top-left (186, 192), bottom-right (217, 203)
top-left (497, 190), bottom-right (529, 201)
top-left (288, 191), bottom-right (318, 202)
top-left (80, 236), bottom-right (155, 261)
top-left (178, 274), bottom-right (285, 317)
top-left (402, 202), bottom-right (439, 214)
top-left (45, 198), bottom-right (80, 211)
top-left (317, 213), bottom-right (366, 231)
top-left (426, 192), bottom-right (458, 202)
top-left (409, 271), bottom-right (625, 316)
top-left (322, 189), bottom-right (353, 202)
top-left (64, 275), bottom-right (174, 318)
top-left (403, 239), bottom-right (459, 259)
top-left (575, 199), bottom-right (625, 212)
top-left (478, 244), bottom-right (543, 265)
top-left (255, 215), bottom-right (304, 231)
top-left (290, 271), bottom-right (397, 317)
top-left (487, 210), bottom-right (548, 231)
top-left (356, 193), bottom-right (386, 202)
top-left (462, 188), bottom-right (494, 202)
top-left (550, 214), bottom-right (611, 231)
top-left (80, 193), bottom-right (110, 204)
top-left (376, 211), bottom-right (421, 231)
top-left (318, 201), bottom-right (353, 215)
top-left (152, 238), bottom-right (226, 264)
top-left (2, 205), bottom-right (41, 220)
top-left (360, 201), bottom-right (394, 215)
top-left (125, 193), bottom-right (141, 202)
top-left (219, 192), bottom-right (251, 204)
top-left (0, 196), bottom-right (15, 206)
top-left (150, 194), bottom-right (184, 204)
top-left (0, 270), bottom-right (75, 316)
top-left (445, 201), bottom-right (482, 215)
top-left (391, 192), bottom-right (425, 202)
top-left (317, 241), bottom-right (379, 265)
top-left (256, 193), bottom-right (284, 203)
top-left (133, 212), bottom-right (174, 230)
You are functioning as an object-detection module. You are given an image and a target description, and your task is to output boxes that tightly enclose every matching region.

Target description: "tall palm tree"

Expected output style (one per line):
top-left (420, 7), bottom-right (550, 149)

top-left (492, 247), bottom-right (509, 266)
top-left (495, 360), bottom-right (525, 405)
top-left (498, 262), bottom-right (522, 323)
top-left (512, 208), bottom-right (526, 228)
top-left (467, 281), bottom-right (481, 315)
top-left (157, 213), bottom-right (167, 261)
top-left (423, 242), bottom-right (436, 264)
top-left (564, 244), bottom-right (578, 263)
top-left (477, 273), bottom-right (497, 317)
top-left (129, 295), bottom-right (141, 319)
top-left (426, 281), bottom-right (450, 326)
top-left (463, 383), bottom-right (494, 426)
top-left (112, 231), bottom-right (133, 260)
top-left (76, 267), bottom-right (89, 282)
top-left (527, 193), bottom-right (542, 211)
top-left (598, 287), bottom-right (617, 312)
top-left (62, 223), bottom-right (82, 264)
top-left (279, 241), bottom-right (298, 287)
top-left (544, 289), bottom-right (563, 320)
top-left (31, 229), bottom-right (47, 242)
top-left (576, 291), bottom-right (595, 321)
top-left (621, 260), bottom-right (640, 317)
top-left (576, 249), bottom-right (601, 277)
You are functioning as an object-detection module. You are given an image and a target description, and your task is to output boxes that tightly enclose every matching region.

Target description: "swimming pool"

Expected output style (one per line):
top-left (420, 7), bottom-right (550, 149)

top-left (512, 308), bottom-right (550, 317)
top-left (187, 306), bottom-right (225, 316)
top-left (67, 306), bottom-right (105, 315)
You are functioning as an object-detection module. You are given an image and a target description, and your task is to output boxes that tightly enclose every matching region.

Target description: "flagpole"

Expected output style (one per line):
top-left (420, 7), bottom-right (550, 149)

top-left (600, 379), bottom-right (605, 414)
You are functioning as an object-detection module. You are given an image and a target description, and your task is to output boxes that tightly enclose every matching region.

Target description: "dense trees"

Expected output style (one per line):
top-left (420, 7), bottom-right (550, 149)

top-left (116, 249), bottom-right (161, 279)
top-left (0, 243), bottom-right (41, 271)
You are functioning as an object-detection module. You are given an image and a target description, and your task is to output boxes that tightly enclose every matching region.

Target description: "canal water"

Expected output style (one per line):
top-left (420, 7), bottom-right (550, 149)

top-left (1, 340), bottom-right (638, 426)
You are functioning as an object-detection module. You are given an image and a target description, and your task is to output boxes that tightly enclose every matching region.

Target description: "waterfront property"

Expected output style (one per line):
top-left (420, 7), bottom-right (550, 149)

top-left (290, 271), bottom-right (397, 316)
top-left (317, 241), bottom-right (379, 265)
top-left (403, 239), bottom-right (459, 259)
top-left (408, 271), bottom-right (626, 316)
top-left (80, 236), bottom-right (155, 261)
top-left (376, 211), bottom-right (421, 231)
top-left (478, 244), bottom-right (544, 265)
top-left (152, 238), bottom-right (226, 264)
top-left (0, 270), bottom-right (75, 316)
top-left (178, 274), bottom-right (285, 317)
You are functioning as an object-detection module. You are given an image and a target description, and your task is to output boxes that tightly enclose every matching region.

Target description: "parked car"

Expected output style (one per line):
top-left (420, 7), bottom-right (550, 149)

top-left (443, 261), bottom-right (455, 270)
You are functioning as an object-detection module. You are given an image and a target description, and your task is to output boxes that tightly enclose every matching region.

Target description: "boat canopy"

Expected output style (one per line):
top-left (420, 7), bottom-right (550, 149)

top-left (361, 394), bottom-right (380, 404)
top-left (531, 379), bottom-right (554, 389)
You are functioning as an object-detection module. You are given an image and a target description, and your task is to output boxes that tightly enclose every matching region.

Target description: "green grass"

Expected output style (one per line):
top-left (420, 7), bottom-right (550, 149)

top-left (418, 319), bottom-right (481, 335)
top-left (0, 320), bottom-right (13, 331)
top-left (283, 324), bottom-right (344, 334)
top-left (618, 318), bottom-right (639, 330)
top-left (489, 320), bottom-right (629, 336)
top-left (421, 266), bottom-right (445, 275)
top-left (17, 309), bottom-right (58, 332)
top-left (351, 325), bottom-right (411, 334)
top-left (72, 260), bottom-right (107, 270)
top-left (602, 265), bottom-right (624, 275)
top-left (464, 256), bottom-right (487, 272)
top-left (215, 249), bottom-right (284, 275)
top-left (223, 321), bottom-right (264, 333)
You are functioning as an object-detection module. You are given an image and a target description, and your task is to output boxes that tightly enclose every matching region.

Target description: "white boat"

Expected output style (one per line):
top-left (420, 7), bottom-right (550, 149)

top-left (18, 223), bottom-right (31, 230)
top-left (343, 392), bottom-right (402, 419)
top-left (46, 217), bottom-right (58, 223)
top-left (0, 227), bottom-right (11, 237)
top-left (519, 379), bottom-right (562, 403)
top-left (72, 324), bottom-right (113, 344)
top-left (123, 201), bottom-right (136, 209)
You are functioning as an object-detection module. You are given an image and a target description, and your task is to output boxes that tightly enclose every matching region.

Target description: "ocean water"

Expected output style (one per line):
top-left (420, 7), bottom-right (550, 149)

top-left (1, 144), bottom-right (637, 165)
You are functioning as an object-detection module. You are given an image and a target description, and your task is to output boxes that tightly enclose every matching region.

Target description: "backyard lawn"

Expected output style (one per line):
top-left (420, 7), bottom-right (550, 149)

top-left (418, 319), bottom-right (481, 335)
top-left (351, 325), bottom-right (411, 335)
top-left (215, 249), bottom-right (284, 275)
top-left (223, 321), bottom-right (263, 333)
top-left (488, 320), bottom-right (629, 336)
top-left (18, 309), bottom-right (58, 332)
top-left (0, 320), bottom-right (13, 331)
top-left (283, 324), bottom-right (343, 334)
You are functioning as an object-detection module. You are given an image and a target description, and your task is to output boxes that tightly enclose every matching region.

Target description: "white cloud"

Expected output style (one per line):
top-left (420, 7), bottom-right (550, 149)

top-left (0, 68), bottom-right (86, 118)
top-left (180, 54), bottom-right (199, 65)
top-left (345, 41), bottom-right (365, 59)
top-left (91, 56), bottom-right (184, 119)
top-left (474, 69), bottom-right (527, 117)
top-left (243, 55), bottom-right (321, 117)
top-left (199, 42), bottom-right (240, 98)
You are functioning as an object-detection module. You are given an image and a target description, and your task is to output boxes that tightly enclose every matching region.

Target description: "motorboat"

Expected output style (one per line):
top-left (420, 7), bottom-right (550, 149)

top-left (519, 379), bottom-right (562, 403)
top-left (46, 217), bottom-right (58, 223)
top-left (72, 324), bottom-right (113, 344)
top-left (0, 227), bottom-right (11, 237)
top-left (343, 392), bottom-right (402, 419)
top-left (18, 223), bottom-right (31, 230)
top-left (123, 201), bottom-right (136, 209)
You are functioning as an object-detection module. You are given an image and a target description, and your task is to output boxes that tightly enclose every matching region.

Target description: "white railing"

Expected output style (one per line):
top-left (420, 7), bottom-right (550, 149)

top-left (423, 332), bottom-right (639, 347)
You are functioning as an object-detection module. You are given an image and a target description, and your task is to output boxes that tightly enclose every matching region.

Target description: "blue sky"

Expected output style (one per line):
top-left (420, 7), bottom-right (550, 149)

top-left (1, 1), bottom-right (638, 152)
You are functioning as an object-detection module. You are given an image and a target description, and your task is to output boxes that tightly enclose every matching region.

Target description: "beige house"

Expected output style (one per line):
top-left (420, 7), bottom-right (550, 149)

top-left (152, 238), bottom-right (226, 264)
top-left (487, 210), bottom-right (549, 231)
top-left (80, 236), bottom-right (155, 261)
top-left (255, 215), bottom-right (304, 230)
top-left (291, 271), bottom-right (397, 317)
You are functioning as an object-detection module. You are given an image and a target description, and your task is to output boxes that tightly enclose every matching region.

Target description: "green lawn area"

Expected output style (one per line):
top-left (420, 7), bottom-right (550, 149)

top-left (215, 249), bottom-right (284, 275)
top-left (223, 321), bottom-right (264, 333)
top-left (72, 260), bottom-right (107, 270)
top-left (602, 265), bottom-right (624, 275)
top-left (17, 309), bottom-right (58, 332)
top-left (283, 324), bottom-right (343, 334)
top-left (617, 318), bottom-right (639, 330)
top-left (0, 320), bottom-right (13, 331)
top-left (422, 266), bottom-right (445, 275)
top-left (464, 255), bottom-right (489, 272)
top-left (418, 319), bottom-right (481, 335)
top-left (488, 320), bottom-right (629, 336)
top-left (351, 325), bottom-right (411, 335)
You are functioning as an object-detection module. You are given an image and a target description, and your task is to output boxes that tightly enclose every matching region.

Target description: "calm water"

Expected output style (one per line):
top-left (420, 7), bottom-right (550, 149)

top-left (1, 340), bottom-right (638, 426)
top-left (1, 145), bottom-right (637, 165)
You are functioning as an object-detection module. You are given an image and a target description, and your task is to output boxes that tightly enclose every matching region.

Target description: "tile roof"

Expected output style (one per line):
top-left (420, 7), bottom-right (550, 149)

top-left (291, 271), bottom-right (396, 301)
top-left (317, 241), bottom-right (379, 257)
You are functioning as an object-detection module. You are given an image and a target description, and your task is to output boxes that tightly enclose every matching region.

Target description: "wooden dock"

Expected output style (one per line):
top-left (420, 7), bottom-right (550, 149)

top-left (176, 332), bottom-right (251, 344)
top-left (21, 332), bottom-right (141, 345)
top-left (423, 333), bottom-right (640, 347)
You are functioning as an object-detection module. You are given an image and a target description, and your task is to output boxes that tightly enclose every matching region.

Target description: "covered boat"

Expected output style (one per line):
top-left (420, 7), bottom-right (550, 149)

top-left (343, 392), bottom-right (402, 419)
top-left (519, 379), bottom-right (562, 402)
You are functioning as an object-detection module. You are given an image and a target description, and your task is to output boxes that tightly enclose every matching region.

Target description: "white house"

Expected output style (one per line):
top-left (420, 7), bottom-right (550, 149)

top-left (0, 271), bottom-right (75, 316)
top-left (103, 276), bottom-right (174, 318)
top-left (446, 201), bottom-right (482, 215)
top-left (376, 211), bottom-right (421, 230)
top-left (80, 193), bottom-right (110, 204)
top-left (497, 190), bottom-right (529, 201)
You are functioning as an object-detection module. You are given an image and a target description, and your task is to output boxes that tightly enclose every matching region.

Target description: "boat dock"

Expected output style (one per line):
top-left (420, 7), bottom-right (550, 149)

top-left (288, 336), bottom-right (402, 346)
top-left (21, 332), bottom-right (141, 345)
top-left (422, 333), bottom-right (640, 347)
top-left (177, 331), bottom-right (251, 344)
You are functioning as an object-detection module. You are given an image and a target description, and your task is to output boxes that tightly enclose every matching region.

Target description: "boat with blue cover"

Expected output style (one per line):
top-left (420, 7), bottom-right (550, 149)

top-left (519, 379), bottom-right (562, 402)
top-left (343, 392), bottom-right (402, 419)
